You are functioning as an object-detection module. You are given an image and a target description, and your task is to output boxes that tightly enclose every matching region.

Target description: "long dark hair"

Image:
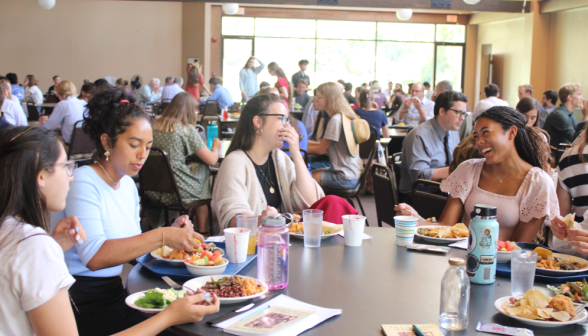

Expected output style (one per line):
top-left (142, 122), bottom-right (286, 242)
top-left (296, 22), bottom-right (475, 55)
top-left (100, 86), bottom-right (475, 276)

top-left (516, 97), bottom-right (541, 127)
top-left (0, 127), bottom-right (62, 234)
top-left (188, 64), bottom-right (201, 86)
top-left (226, 94), bottom-right (283, 156)
top-left (478, 106), bottom-right (550, 171)
top-left (83, 86), bottom-right (149, 157)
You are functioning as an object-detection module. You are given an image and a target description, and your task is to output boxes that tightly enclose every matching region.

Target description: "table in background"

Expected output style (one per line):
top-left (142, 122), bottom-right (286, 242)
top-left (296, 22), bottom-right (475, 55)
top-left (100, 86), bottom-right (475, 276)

top-left (126, 228), bottom-right (587, 335)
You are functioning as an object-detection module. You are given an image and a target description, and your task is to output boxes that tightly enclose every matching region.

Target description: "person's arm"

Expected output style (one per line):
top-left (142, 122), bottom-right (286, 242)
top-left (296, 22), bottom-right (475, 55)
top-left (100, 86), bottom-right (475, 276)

top-left (27, 288), bottom-right (79, 336)
top-left (381, 125), bottom-right (390, 138)
top-left (557, 181), bottom-right (573, 216)
top-left (307, 138), bottom-right (333, 155)
top-left (254, 58), bottom-right (265, 74)
top-left (278, 86), bottom-right (288, 100)
top-left (208, 88), bottom-right (220, 102)
top-left (511, 217), bottom-right (547, 243)
top-left (280, 125), bottom-right (318, 205)
top-left (199, 74), bottom-right (212, 96)
top-left (397, 100), bottom-right (410, 121)
top-left (394, 195), bottom-right (464, 227)
top-left (552, 111), bottom-right (576, 142)
top-left (195, 138), bottom-right (221, 166)
top-left (40, 103), bottom-right (65, 129)
top-left (405, 135), bottom-right (440, 182)
top-left (431, 167), bottom-right (450, 181)
top-left (239, 70), bottom-right (247, 99)
top-left (412, 99), bottom-right (428, 122)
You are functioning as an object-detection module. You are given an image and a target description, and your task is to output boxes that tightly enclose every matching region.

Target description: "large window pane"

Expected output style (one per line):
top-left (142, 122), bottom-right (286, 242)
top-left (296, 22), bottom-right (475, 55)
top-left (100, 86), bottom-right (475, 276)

top-left (435, 24), bottom-right (465, 43)
top-left (222, 17), bottom-right (254, 36)
top-left (255, 18), bottom-right (315, 38)
top-left (375, 42), bottom-right (434, 92)
top-left (315, 40), bottom-right (375, 88)
top-left (317, 20), bottom-right (376, 40)
top-left (435, 45), bottom-right (463, 91)
top-left (377, 23), bottom-right (434, 42)
top-left (222, 38), bottom-right (253, 101)
top-left (254, 38), bottom-right (316, 88)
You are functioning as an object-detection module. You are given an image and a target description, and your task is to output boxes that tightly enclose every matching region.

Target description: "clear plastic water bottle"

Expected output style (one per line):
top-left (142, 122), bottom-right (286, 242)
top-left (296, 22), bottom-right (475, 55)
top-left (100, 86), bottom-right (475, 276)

top-left (439, 258), bottom-right (470, 331)
top-left (206, 122), bottom-right (218, 150)
top-left (257, 215), bottom-right (289, 290)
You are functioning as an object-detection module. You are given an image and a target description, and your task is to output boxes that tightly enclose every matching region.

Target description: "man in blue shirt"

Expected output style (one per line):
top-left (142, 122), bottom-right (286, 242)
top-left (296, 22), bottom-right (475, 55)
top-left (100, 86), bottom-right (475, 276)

top-left (137, 78), bottom-right (161, 105)
top-left (6, 73), bottom-right (24, 101)
top-left (208, 77), bottom-right (234, 110)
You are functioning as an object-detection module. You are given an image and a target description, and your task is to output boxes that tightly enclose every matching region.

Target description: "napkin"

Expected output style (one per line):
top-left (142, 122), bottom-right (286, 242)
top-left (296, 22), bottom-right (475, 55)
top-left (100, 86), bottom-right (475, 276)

top-left (448, 239), bottom-right (468, 250)
top-left (205, 236), bottom-right (226, 243)
top-left (337, 232), bottom-right (373, 240)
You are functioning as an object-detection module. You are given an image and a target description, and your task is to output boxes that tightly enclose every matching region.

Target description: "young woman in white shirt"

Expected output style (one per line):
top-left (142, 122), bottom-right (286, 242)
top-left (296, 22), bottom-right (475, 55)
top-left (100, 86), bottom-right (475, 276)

top-left (23, 74), bottom-right (43, 107)
top-left (0, 126), bottom-right (219, 336)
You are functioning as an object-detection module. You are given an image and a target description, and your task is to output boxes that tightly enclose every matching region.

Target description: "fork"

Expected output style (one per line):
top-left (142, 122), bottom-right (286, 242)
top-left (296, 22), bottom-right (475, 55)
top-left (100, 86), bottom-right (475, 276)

top-left (161, 276), bottom-right (214, 305)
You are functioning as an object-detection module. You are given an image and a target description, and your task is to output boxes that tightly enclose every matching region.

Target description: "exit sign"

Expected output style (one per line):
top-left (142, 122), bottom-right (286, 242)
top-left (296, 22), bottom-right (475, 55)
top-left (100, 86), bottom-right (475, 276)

top-left (447, 15), bottom-right (458, 23)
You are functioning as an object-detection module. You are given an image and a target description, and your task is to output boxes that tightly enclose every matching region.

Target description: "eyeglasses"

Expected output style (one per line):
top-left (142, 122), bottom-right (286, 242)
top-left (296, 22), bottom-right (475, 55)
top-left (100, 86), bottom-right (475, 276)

top-left (56, 160), bottom-right (76, 177)
top-left (313, 95), bottom-right (324, 100)
top-left (261, 114), bottom-right (291, 126)
top-left (448, 108), bottom-right (467, 118)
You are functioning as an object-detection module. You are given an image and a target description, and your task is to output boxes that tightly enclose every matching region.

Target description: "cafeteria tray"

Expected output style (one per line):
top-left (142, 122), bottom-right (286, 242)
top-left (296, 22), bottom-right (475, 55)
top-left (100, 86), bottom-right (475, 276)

top-left (136, 242), bottom-right (257, 280)
top-left (495, 243), bottom-right (588, 283)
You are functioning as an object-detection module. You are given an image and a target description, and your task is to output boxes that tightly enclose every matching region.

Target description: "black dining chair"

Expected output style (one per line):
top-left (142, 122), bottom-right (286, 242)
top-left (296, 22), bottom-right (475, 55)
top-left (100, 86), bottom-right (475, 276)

top-left (371, 163), bottom-right (399, 227)
top-left (160, 99), bottom-right (172, 113)
top-left (389, 152), bottom-right (402, 193)
top-left (68, 120), bottom-right (95, 167)
top-left (139, 147), bottom-right (214, 234)
top-left (26, 102), bottom-right (41, 121)
top-left (410, 179), bottom-right (448, 221)
top-left (203, 101), bottom-right (221, 116)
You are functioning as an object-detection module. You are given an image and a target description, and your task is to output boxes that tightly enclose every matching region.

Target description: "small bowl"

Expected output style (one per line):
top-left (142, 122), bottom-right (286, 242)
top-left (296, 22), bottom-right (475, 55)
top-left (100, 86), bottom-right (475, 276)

top-left (184, 258), bottom-right (229, 276)
top-left (497, 250), bottom-right (512, 264)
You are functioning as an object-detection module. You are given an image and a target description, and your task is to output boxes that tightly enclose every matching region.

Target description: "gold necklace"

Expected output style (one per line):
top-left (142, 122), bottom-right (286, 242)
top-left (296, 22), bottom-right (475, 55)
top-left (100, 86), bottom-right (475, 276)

top-left (245, 151), bottom-right (276, 194)
top-left (491, 164), bottom-right (516, 184)
top-left (96, 161), bottom-right (119, 186)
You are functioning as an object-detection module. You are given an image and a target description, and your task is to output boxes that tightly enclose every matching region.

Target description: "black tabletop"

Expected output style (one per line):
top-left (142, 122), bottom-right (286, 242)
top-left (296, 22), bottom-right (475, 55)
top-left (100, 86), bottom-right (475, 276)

top-left (126, 227), bottom-right (588, 335)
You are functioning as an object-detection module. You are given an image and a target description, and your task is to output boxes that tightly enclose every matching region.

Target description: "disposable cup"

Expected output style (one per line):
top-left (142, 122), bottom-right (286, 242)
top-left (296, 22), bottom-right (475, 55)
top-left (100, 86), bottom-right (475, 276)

top-left (394, 216), bottom-right (417, 246)
top-left (303, 209), bottom-right (323, 248)
top-left (224, 228), bottom-right (250, 263)
top-left (342, 215), bottom-right (366, 247)
top-left (237, 215), bottom-right (258, 255)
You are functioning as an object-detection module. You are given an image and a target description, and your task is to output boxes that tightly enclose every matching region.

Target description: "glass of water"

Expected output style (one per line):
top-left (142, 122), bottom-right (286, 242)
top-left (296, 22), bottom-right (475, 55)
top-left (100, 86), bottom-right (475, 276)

top-left (303, 209), bottom-right (323, 248)
top-left (511, 250), bottom-right (538, 296)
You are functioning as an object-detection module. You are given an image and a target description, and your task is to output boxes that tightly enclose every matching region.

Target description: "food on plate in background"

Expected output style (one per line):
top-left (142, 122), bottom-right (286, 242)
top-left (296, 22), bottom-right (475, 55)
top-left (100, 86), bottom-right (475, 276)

top-left (417, 223), bottom-right (468, 239)
top-left (548, 280), bottom-right (588, 303)
top-left (202, 276), bottom-right (264, 297)
top-left (134, 288), bottom-right (186, 309)
top-left (534, 247), bottom-right (586, 270)
top-left (289, 221), bottom-right (343, 235)
top-left (502, 289), bottom-right (575, 322)
top-left (498, 241), bottom-right (521, 252)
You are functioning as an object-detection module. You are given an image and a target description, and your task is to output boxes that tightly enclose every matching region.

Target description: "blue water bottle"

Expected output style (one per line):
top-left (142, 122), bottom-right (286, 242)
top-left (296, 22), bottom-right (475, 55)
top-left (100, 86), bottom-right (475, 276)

top-left (206, 122), bottom-right (218, 149)
top-left (466, 204), bottom-right (499, 284)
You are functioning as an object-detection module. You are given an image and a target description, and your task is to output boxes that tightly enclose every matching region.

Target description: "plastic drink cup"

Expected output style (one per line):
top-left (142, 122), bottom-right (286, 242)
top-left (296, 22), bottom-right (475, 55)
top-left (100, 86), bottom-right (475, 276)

top-left (237, 215), bottom-right (258, 255)
top-left (342, 215), bottom-right (366, 246)
top-left (303, 209), bottom-right (323, 248)
top-left (511, 250), bottom-right (537, 296)
top-left (224, 228), bottom-right (250, 263)
top-left (394, 216), bottom-right (417, 246)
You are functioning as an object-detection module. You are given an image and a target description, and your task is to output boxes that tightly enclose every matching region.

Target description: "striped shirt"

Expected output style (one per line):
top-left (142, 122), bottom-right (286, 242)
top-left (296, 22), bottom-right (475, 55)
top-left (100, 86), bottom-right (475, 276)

top-left (557, 146), bottom-right (588, 222)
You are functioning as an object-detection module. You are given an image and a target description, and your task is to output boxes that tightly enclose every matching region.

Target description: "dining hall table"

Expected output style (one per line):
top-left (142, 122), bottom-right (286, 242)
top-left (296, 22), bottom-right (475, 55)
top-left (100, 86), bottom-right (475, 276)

top-left (126, 227), bottom-right (587, 335)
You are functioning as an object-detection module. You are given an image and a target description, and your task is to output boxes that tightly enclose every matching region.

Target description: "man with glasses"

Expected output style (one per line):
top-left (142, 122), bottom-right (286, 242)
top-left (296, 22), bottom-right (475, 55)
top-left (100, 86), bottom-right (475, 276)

top-left (399, 90), bottom-right (468, 203)
top-left (396, 82), bottom-right (435, 126)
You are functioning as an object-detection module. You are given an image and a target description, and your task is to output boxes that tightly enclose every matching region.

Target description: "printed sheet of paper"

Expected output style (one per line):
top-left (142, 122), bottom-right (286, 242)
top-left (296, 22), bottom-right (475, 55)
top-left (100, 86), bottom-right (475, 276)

top-left (381, 324), bottom-right (444, 336)
top-left (224, 306), bottom-right (316, 335)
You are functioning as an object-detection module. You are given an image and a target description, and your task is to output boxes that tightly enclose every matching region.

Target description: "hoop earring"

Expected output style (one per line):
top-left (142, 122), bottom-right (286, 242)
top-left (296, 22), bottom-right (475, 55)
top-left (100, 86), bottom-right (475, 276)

top-left (105, 151), bottom-right (110, 161)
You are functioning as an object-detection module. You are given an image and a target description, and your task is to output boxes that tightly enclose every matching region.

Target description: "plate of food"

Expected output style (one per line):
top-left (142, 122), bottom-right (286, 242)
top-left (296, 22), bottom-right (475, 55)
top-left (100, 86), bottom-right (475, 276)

top-left (126, 288), bottom-right (186, 314)
top-left (289, 221), bottom-right (343, 240)
top-left (495, 288), bottom-right (588, 327)
top-left (151, 242), bottom-right (224, 264)
top-left (184, 275), bottom-right (267, 304)
top-left (534, 247), bottom-right (588, 276)
top-left (548, 279), bottom-right (588, 303)
top-left (414, 223), bottom-right (468, 243)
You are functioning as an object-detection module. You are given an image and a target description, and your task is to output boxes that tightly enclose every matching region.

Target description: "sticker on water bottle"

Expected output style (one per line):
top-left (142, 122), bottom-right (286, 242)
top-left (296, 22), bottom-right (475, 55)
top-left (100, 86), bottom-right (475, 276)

top-left (480, 255), bottom-right (495, 264)
top-left (483, 267), bottom-right (491, 281)
top-left (479, 227), bottom-right (493, 251)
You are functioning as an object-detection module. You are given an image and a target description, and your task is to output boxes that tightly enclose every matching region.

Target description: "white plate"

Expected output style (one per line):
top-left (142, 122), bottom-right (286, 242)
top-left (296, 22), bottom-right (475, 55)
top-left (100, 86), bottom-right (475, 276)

top-left (125, 291), bottom-right (171, 314)
top-left (184, 275), bottom-right (268, 304)
top-left (536, 253), bottom-right (588, 276)
top-left (414, 225), bottom-right (468, 243)
top-left (289, 231), bottom-right (339, 240)
top-left (497, 250), bottom-right (513, 264)
top-left (494, 295), bottom-right (588, 327)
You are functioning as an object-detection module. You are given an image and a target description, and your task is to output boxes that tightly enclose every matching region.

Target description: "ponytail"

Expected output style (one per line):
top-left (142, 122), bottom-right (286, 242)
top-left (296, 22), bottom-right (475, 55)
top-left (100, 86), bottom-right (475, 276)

top-left (479, 106), bottom-right (550, 172)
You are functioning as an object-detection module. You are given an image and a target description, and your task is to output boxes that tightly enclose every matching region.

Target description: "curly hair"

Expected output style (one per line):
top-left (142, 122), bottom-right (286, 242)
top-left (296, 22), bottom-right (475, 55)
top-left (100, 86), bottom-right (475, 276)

top-left (83, 86), bottom-right (149, 157)
top-left (478, 106), bottom-right (550, 171)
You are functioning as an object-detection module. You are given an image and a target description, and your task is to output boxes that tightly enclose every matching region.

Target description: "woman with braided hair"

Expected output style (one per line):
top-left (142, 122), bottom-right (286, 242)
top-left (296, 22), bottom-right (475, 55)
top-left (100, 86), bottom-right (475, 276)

top-left (396, 106), bottom-right (558, 244)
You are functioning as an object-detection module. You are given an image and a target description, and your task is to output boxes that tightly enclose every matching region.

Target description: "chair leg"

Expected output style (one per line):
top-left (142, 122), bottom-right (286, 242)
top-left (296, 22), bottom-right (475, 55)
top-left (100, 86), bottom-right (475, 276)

top-left (207, 202), bottom-right (214, 236)
top-left (345, 197), bottom-right (355, 209)
top-left (355, 196), bottom-right (369, 227)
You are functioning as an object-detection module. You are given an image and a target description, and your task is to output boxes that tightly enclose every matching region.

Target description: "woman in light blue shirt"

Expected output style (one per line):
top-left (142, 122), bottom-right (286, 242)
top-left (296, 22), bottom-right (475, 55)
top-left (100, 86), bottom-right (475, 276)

top-left (51, 86), bottom-right (206, 336)
top-left (39, 80), bottom-right (86, 144)
top-left (239, 56), bottom-right (265, 102)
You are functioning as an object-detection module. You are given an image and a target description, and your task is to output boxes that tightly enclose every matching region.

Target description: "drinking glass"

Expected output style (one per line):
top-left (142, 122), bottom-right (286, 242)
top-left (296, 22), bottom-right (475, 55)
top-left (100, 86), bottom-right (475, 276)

top-left (236, 215), bottom-right (258, 255)
top-left (303, 209), bottom-right (323, 248)
top-left (511, 250), bottom-right (537, 296)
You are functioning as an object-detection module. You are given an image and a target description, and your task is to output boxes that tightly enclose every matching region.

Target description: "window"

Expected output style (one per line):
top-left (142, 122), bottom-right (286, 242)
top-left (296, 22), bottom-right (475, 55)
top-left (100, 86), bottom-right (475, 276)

top-left (255, 18), bottom-right (315, 38)
top-left (316, 40), bottom-right (376, 86)
top-left (316, 20), bottom-right (376, 40)
top-left (255, 38), bottom-right (317, 87)
top-left (435, 45), bottom-right (464, 91)
top-left (376, 42), bottom-right (434, 87)
top-left (435, 24), bottom-right (466, 43)
top-left (377, 22), bottom-right (435, 42)
top-left (222, 17), bottom-right (254, 36)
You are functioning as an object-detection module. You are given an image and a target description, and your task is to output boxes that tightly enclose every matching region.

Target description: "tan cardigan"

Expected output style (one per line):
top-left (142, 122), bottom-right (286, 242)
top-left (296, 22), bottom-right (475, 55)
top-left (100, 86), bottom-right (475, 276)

top-left (212, 149), bottom-right (325, 230)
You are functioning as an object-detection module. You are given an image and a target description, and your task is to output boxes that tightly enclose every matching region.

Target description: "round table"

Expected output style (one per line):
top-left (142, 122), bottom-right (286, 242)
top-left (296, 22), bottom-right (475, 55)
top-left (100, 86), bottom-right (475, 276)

top-left (126, 227), bottom-right (588, 335)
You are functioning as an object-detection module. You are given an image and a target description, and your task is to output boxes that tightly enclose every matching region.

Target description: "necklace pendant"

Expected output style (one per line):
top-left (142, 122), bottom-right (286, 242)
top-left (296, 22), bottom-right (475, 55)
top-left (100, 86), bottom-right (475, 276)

top-left (270, 187), bottom-right (275, 194)
top-left (499, 180), bottom-right (502, 183)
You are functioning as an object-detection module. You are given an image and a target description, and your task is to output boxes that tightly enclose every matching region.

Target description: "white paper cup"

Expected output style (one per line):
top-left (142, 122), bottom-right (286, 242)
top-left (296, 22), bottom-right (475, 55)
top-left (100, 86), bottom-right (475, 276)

top-left (224, 228), bottom-right (250, 263)
top-left (394, 216), bottom-right (417, 246)
top-left (342, 215), bottom-right (366, 247)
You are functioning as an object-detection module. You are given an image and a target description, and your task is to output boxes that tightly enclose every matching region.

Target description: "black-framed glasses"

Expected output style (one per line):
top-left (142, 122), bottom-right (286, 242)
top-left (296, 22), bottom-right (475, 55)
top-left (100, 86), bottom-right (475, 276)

top-left (448, 108), bottom-right (467, 118)
top-left (261, 114), bottom-right (291, 126)
top-left (56, 160), bottom-right (76, 177)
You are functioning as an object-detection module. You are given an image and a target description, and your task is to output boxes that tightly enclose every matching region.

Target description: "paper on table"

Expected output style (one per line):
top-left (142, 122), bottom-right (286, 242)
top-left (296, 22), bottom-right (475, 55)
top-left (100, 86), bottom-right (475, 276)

top-left (215, 294), bottom-right (342, 336)
top-left (205, 236), bottom-right (226, 243)
top-left (449, 239), bottom-right (468, 250)
top-left (337, 231), bottom-right (373, 240)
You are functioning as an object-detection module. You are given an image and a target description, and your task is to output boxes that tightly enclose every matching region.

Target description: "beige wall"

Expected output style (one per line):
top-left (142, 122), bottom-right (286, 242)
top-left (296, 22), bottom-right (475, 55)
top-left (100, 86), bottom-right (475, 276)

top-left (476, 17), bottom-right (529, 107)
top-left (546, 6), bottom-right (588, 94)
top-left (0, 0), bottom-right (182, 92)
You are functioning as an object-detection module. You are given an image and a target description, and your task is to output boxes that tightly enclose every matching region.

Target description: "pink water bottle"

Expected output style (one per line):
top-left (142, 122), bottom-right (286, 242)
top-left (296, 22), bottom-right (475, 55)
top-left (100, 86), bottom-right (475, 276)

top-left (257, 216), bottom-right (289, 290)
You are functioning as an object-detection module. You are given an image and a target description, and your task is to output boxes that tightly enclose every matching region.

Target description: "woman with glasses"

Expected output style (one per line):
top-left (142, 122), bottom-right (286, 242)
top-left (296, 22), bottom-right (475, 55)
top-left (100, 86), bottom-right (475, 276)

top-left (395, 106), bottom-right (558, 244)
top-left (50, 86), bottom-right (208, 335)
top-left (213, 94), bottom-right (324, 230)
top-left (0, 126), bottom-right (219, 336)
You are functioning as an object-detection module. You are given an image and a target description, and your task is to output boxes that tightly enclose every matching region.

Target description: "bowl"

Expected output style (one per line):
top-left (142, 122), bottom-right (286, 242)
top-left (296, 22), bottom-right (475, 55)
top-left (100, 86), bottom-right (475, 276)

top-left (184, 258), bottom-right (229, 276)
top-left (497, 250), bottom-right (512, 263)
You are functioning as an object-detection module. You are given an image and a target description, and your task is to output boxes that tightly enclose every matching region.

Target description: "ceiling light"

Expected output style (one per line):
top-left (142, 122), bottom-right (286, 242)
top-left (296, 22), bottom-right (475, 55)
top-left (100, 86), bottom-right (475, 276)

top-left (396, 9), bottom-right (413, 21)
top-left (38, 0), bottom-right (55, 9)
top-left (222, 3), bottom-right (239, 15)
top-left (463, 0), bottom-right (481, 4)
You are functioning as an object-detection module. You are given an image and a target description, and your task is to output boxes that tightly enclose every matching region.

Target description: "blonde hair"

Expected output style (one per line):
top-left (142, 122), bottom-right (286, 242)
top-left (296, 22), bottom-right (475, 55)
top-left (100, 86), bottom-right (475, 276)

top-left (316, 82), bottom-right (358, 120)
top-left (559, 83), bottom-right (583, 104)
top-left (153, 92), bottom-right (198, 135)
top-left (55, 80), bottom-right (77, 98)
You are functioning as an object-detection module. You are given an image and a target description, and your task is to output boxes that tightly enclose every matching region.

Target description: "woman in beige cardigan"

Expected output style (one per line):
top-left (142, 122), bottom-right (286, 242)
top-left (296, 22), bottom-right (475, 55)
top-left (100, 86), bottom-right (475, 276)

top-left (213, 94), bottom-right (324, 230)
